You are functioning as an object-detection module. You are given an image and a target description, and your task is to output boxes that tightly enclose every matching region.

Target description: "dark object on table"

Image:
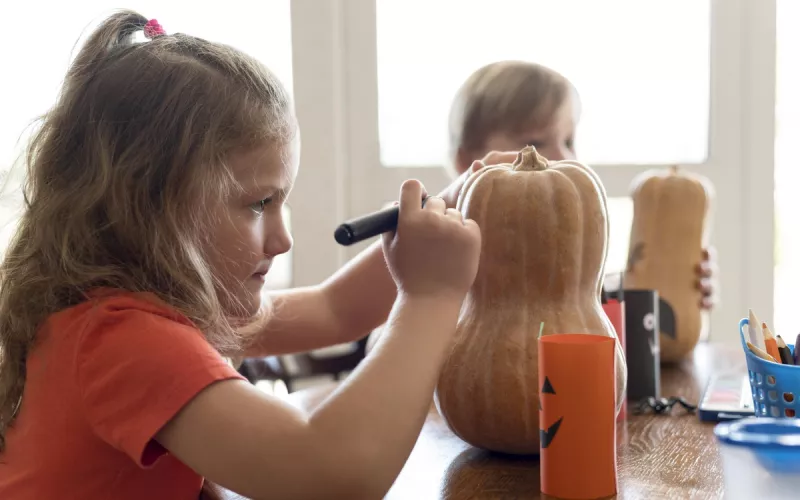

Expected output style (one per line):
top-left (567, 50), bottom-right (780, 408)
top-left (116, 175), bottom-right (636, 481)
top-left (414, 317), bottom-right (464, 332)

top-left (624, 289), bottom-right (662, 400)
top-left (634, 396), bottom-right (697, 415)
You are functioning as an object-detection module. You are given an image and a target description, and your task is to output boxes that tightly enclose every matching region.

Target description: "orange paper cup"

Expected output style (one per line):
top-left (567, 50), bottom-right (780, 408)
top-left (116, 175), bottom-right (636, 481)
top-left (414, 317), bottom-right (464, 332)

top-left (603, 299), bottom-right (627, 422)
top-left (539, 334), bottom-right (617, 499)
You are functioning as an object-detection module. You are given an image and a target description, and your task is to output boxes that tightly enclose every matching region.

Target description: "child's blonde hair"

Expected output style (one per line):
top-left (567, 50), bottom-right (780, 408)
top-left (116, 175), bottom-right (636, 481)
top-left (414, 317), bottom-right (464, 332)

top-left (447, 60), bottom-right (576, 174)
top-left (0, 10), bottom-right (294, 450)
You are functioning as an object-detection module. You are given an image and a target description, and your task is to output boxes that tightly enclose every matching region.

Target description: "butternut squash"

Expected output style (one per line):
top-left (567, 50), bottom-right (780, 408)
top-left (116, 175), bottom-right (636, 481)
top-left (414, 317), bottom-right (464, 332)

top-left (434, 146), bottom-right (626, 455)
top-left (624, 166), bottom-right (714, 363)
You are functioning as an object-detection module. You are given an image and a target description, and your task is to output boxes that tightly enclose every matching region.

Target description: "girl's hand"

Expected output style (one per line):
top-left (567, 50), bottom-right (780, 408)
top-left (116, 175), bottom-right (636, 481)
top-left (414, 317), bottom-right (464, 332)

top-left (696, 247), bottom-right (718, 310)
top-left (383, 179), bottom-right (481, 300)
top-left (439, 150), bottom-right (520, 208)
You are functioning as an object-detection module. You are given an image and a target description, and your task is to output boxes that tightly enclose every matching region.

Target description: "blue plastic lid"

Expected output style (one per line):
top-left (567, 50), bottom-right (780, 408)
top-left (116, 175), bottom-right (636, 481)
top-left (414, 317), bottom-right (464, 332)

top-left (715, 418), bottom-right (800, 449)
top-left (716, 418), bottom-right (800, 473)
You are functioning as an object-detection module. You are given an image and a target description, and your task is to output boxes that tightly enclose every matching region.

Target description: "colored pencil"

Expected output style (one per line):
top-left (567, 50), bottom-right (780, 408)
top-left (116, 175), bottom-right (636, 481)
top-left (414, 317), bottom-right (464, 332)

top-left (748, 309), bottom-right (766, 351)
top-left (762, 322), bottom-right (782, 363)
top-left (795, 332), bottom-right (800, 365)
top-left (747, 341), bottom-right (778, 363)
top-left (776, 335), bottom-right (794, 365)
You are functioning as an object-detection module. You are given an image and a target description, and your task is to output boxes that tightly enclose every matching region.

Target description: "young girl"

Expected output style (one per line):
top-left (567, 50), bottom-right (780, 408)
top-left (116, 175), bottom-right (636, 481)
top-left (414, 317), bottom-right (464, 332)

top-left (0, 11), bottom-right (484, 500)
top-left (447, 60), bottom-right (717, 306)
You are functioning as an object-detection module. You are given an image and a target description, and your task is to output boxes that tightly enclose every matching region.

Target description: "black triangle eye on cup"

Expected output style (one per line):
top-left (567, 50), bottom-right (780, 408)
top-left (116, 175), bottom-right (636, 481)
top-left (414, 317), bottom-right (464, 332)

top-left (334, 196), bottom-right (430, 246)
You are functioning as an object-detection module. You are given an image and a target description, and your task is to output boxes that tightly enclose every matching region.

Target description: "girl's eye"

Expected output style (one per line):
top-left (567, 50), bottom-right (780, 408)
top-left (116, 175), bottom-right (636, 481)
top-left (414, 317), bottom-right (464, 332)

top-left (250, 197), bottom-right (273, 214)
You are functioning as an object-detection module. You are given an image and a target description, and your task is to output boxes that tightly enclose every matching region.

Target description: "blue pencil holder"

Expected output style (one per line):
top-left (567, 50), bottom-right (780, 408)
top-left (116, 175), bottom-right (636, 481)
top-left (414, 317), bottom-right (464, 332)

top-left (740, 318), bottom-right (798, 419)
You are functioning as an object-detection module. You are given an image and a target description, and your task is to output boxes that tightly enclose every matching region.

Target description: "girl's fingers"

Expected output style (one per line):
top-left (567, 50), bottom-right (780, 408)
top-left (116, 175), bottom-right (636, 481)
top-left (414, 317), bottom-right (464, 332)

top-left (445, 208), bottom-right (463, 223)
top-left (423, 196), bottom-right (446, 213)
top-left (696, 278), bottom-right (713, 296)
top-left (696, 261), bottom-right (714, 278)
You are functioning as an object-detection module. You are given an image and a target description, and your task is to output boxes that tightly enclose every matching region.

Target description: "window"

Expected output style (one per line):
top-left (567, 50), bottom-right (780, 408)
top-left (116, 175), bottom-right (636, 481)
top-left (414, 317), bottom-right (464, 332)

top-left (376, 0), bottom-right (710, 167)
top-left (606, 198), bottom-right (634, 275)
top-left (774, 0), bottom-right (799, 336)
top-left (1, 2), bottom-right (292, 173)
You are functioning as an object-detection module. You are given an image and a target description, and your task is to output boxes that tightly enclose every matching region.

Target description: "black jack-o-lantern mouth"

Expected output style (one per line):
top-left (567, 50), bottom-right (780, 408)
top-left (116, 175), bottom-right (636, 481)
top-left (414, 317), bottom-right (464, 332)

top-left (539, 376), bottom-right (562, 449)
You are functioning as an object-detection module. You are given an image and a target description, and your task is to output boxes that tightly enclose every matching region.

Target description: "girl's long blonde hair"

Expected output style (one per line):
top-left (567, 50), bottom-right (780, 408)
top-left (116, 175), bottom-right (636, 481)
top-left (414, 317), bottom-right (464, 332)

top-left (0, 9), bottom-right (293, 471)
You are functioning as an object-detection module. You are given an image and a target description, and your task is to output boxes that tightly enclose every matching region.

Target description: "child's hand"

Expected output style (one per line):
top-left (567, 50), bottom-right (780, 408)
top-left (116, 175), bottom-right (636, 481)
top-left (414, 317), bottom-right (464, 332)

top-left (439, 150), bottom-right (520, 208)
top-left (696, 247), bottom-right (718, 310)
top-left (383, 179), bottom-right (481, 300)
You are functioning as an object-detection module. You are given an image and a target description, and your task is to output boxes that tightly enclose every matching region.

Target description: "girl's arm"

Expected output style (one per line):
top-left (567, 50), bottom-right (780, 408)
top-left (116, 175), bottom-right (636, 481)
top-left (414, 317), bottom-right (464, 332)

top-left (157, 181), bottom-right (482, 499)
top-left (159, 293), bottom-right (463, 499)
top-left (242, 241), bottom-right (396, 356)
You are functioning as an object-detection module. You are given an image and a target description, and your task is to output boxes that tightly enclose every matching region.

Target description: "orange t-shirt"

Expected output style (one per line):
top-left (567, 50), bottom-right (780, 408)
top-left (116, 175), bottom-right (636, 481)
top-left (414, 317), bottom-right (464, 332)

top-left (0, 290), bottom-right (245, 499)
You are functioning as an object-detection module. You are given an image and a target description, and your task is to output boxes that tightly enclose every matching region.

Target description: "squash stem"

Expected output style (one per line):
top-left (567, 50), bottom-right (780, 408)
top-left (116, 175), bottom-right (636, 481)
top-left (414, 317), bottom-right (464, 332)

top-left (512, 145), bottom-right (549, 172)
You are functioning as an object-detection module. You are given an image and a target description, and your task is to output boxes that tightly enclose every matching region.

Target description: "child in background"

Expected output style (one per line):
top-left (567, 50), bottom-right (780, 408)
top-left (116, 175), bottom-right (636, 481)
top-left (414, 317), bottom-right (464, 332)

top-left (447, 60), bottom-right (717, 307)
top-left (367, 61), bottom-right (716, 354)
top-left (0, 11), bottom-right (483, 500)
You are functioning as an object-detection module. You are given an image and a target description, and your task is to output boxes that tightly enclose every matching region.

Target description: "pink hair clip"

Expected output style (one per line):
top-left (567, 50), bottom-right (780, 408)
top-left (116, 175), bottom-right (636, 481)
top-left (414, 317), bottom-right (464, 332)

top-left (143, 19), bottom-right (166, 39)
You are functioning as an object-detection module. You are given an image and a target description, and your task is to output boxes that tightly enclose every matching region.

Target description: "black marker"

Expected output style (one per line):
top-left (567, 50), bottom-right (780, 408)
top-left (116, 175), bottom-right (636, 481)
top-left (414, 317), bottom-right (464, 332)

top-left (334, 197), bottom-right (429, 246)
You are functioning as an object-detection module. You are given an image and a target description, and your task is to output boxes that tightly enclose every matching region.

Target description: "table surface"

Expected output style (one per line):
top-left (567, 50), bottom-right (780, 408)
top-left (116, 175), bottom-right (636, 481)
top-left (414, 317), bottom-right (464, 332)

top-left (286, 342), bottom-right (746, 500)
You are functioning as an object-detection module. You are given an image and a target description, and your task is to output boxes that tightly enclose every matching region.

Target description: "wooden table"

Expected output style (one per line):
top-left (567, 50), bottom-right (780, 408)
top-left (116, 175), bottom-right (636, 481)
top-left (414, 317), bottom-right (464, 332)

top-left (286, 342), bottom-right (746, 499)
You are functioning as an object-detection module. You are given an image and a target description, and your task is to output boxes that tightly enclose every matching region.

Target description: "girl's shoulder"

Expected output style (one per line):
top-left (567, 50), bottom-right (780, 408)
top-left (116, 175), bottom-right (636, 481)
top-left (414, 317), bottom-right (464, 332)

top-left (47, 288), bottom-right (199, 333)
top-left (37, 287), bottom-right (217, 384)
top-left (7, 290), bottom-right (240, 500)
